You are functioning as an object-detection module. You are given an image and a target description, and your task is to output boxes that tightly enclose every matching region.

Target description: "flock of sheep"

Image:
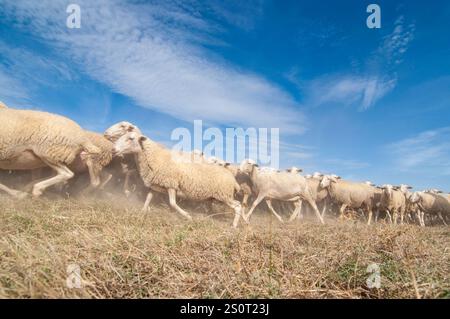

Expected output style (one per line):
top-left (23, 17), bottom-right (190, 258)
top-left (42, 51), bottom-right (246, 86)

top-left (1, 101), bottom-right (449, 228)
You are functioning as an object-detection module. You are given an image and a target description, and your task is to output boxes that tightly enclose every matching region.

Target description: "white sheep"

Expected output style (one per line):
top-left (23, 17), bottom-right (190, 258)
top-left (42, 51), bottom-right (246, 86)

top-left (320, 175), bottom-right (378, 225)
top-left (410, 191), bottom-right (450, 226)
top-left (239, 159), bottom-right (324, 224)
top-left (0, 106), bottom-right (100, 197)
top-left (379, 184), bottom-right (407, 225)
top-left (111, 130), bottom-right (244, 228)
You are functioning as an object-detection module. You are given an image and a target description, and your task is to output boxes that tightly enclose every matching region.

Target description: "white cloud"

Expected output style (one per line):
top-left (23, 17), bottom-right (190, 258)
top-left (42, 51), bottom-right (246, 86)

top-left (1, 0), bottom-right (305, 134)
top-left (294, 15), bottom-right (414, 111)
top-left (306, 74), bottom-right (396, 110)
top-left (378, 16), bottom-right (415, 65)
top-left (387, 127), bottom-right (450, 175)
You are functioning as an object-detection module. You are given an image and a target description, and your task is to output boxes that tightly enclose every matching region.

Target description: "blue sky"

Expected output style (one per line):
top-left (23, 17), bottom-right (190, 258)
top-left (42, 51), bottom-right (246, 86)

top-left (0, 0), bottom-right (449, 191)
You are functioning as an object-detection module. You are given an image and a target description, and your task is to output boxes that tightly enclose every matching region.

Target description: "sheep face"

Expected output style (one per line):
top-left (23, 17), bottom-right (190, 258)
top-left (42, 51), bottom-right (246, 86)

top-left (113, 132), bottom-right (146, 156)
top-left (104, 121), bottom-right (140, 142)
top-left (410, 191), bottom-right (422, 204)
top-left (381, 184), bottom-right (395, 199)
top-left (320, 175), bottom-right (337, 188)
top-left (239, 159), bottom-right (258, 174)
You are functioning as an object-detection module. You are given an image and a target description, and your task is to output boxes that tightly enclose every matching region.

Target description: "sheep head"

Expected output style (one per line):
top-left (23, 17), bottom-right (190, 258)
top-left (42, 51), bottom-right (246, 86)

top-left (320, 175), bottom-right (338, 188)
top-left (239, 159), bottom-right (258, 174)
top-left (112, 132), bottom-right (147, 156)
top-left (104, 121), bottom-right (141, 142)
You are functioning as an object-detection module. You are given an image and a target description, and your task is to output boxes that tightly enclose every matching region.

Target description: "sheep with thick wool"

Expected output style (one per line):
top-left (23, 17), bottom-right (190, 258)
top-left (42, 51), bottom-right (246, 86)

top-left (410, 191), bottom-right (450, 226)
top-left (239, 159), bottom-right (325, 224)
top-left (206, 157), bottom-right (253, 211)
top-left (379, 184), bottom-right (407, 225)
top-left (111, 129), bottom-right (244, 228)
top-left (0, 106), bottom-right (100, 198)
top-left (320, 175), bottom-right (379, 225)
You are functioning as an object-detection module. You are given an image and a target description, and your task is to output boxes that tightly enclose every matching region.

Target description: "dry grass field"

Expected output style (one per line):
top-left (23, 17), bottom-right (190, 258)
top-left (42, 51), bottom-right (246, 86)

top-left (0, 195), bottom-right (448, 299)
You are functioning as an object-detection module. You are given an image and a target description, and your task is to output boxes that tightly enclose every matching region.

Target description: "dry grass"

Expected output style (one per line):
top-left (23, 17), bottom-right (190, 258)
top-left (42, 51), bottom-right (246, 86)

top-left (0, 196), bottom-right (449, 299)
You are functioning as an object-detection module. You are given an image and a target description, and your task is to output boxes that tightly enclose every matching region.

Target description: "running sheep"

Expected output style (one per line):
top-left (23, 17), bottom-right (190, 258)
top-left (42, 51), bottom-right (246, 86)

top-left (110, 128), bottom-right (244, 228)
top-left (0, 105), bottom-right (100, 198)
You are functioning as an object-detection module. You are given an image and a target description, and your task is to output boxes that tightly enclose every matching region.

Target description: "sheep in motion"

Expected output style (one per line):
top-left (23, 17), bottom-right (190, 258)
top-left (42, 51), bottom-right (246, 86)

top-left (239, 159), bottom-right (325, 224)
top-left (410, 191), bottom-right (450, 226)
top-left (320, 175), bottom-right (378, 225)
top-left (0, 106), bottom-right (100, 198)
top-left (110, 129), bottom-right (244, 228)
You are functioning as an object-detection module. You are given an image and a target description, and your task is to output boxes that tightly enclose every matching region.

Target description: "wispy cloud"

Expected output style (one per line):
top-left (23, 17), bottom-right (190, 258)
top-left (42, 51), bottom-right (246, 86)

top-left (387, 127), bottom-right (450, 175)
top-left (1, 0), bottom-right (305, 134)
top-left (289, 15), bottom-right (415, 111)
top-left (377, 15), bottom-right (415, 66)
top-left (305, 74), bottom-right (397, 110)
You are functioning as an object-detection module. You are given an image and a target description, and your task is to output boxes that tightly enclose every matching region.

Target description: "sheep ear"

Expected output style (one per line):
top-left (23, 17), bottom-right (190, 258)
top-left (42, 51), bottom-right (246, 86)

top-left (138, 136), bottom-right (147, 149)
top-left (254, 164), bottom-right (259, 168)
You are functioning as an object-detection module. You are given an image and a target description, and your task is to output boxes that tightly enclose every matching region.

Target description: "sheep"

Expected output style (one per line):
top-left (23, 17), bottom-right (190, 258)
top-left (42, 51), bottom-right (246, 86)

top-left (379, 184), bottom-right (407, 225)
top-left (410, 191), bottom-right (450, 226)
top-left (239, 159), bottom-right (324, 224)
top-left (111, 130), bottom-right (244, 228)
top-left (104, 121), bottom-right (143, 196)
top-left (67, 131), bottom-right (114, 192)
top-left (0, 107), bottom-right (100, 198)
top-left (319, 175), bottom-right (378, 225)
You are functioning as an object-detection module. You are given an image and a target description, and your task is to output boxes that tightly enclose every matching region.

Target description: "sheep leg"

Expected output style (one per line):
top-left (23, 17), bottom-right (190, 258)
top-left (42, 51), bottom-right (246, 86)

top-left (367, 208), bottom-right (373, 225)
top-left (99, 173), bottom-right (113, 190)
top-left (289, 200), bottom-right (303, 222)
top-left (0, 182), bottom-right (28, 199)
top-left (123, 169), bottom-right (136, 197)
top-left (400, 209), bottom-right (405, 225)
top-left (393, 210), bottom-right (398, 225)
top-left (85, 159), bottom-right (101, 188)
top-left (374, 209), bottom-right (379, 223)
top-left (167, 188), bottom-right (192, 221)
top-left (31, 162), bottom-right (74, 197)
top-left (339, 204), bottom-right (347, 220)
top-left (437, 211), bottom-right (448, 226)
top-left (305, 197), bottom-right (325, 224)
top-left (420, 211), bottom-right (425, 227)
top-left (142, 191), bottom-right (153, 211)
top-left (265, 199), bottom-right (284, 223)
top-left (245, 194), bottom-right (265, 222)
top-left (241, 193), bottom-right (249, 215)
top-left (225, 199), bottom-right (243, 228)
top-left (320, 202), bottom-right (327, 218)
top-left (386, 210), bottom-right (392, 224)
